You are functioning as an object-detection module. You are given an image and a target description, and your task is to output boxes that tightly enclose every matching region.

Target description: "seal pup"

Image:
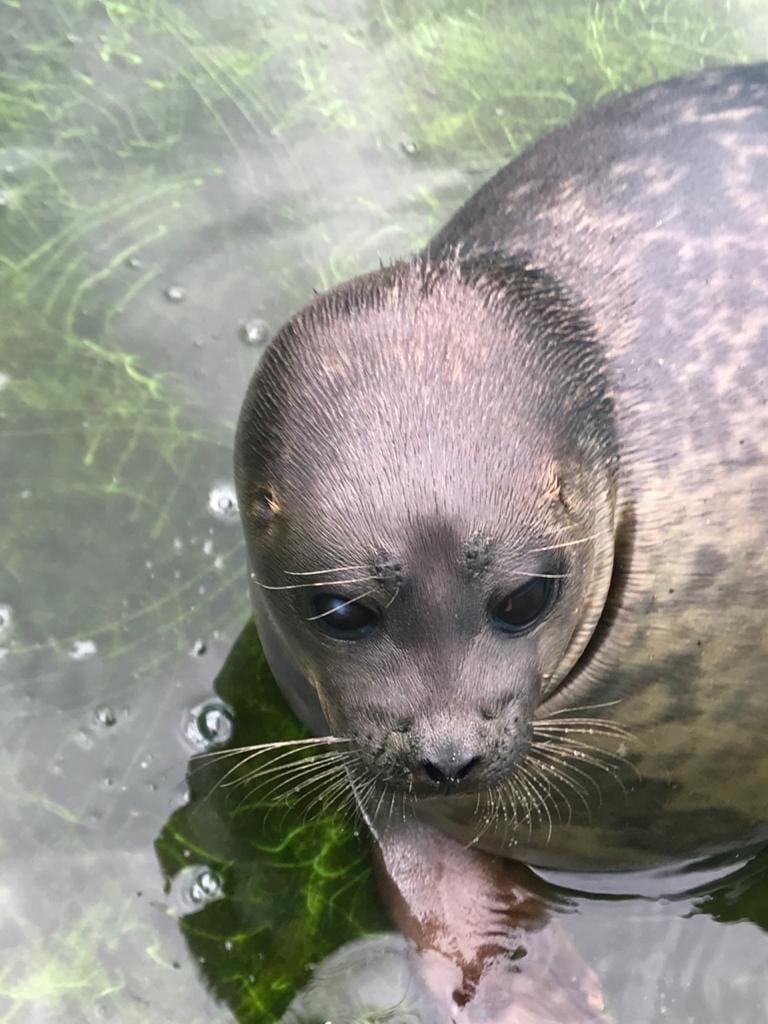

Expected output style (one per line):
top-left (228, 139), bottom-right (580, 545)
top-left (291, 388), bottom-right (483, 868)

top-left (235, 64), bottom-right (768, 1019)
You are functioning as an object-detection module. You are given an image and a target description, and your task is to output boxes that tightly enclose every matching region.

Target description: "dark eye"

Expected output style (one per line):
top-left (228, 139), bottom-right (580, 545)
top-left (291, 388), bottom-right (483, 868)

top-left (309, 592), bottom-right (379, 640)
top-left (491, 578), bottom-right (554, 634)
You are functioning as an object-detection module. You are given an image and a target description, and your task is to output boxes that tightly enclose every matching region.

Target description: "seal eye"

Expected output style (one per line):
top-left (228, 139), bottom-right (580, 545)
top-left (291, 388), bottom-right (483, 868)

top-left (309, 592), bottom-right (379, 640)
top-left (491, 578), bottom-right (554, 634)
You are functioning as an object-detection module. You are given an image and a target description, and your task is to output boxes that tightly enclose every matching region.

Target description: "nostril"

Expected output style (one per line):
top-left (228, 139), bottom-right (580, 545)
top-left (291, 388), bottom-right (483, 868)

top-left (455, 755), bottom-right (481, 780)
top-left (422, 755), bottom-right (482, 785)
top-left (423, 760), bottom-right (447, 784)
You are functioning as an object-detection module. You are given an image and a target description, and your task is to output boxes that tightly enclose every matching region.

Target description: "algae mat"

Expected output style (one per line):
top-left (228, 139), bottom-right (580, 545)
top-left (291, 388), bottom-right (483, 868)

top-left (1, 1), bottom-right (767, 1021)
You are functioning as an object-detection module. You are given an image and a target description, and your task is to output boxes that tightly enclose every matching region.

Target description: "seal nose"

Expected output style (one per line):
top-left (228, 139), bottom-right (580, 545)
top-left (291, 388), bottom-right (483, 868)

top-left (422, 754), bottom-right (481, 786)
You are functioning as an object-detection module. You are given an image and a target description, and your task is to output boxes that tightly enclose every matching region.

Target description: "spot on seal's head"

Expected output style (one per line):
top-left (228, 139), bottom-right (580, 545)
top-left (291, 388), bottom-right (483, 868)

top-left (235, 256), bottom-right (620, 798)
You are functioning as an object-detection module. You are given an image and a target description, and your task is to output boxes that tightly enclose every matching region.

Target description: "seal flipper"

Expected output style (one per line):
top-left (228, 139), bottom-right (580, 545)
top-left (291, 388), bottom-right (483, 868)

top-left (371, 818), bottom-right (612, 1023)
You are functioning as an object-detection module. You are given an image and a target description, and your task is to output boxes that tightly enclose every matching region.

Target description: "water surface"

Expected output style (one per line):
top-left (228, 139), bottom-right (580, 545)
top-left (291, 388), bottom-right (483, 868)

top-left (1, 1), bottom-right (767, 1021)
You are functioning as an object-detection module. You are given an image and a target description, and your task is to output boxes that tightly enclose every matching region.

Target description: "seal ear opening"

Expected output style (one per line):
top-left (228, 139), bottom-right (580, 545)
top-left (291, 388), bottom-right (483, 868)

top-left (250, 487), bottom-right (280, 527)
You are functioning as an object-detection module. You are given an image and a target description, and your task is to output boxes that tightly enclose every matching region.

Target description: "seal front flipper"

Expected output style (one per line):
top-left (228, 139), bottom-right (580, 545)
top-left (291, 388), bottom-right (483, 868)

top-left (371, 816), bottom-right (612, 1023)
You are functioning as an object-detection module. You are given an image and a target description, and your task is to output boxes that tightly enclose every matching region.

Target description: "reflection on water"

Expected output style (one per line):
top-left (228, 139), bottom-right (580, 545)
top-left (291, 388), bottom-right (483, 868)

top-left (1, 0), bottom-right (767, 1021)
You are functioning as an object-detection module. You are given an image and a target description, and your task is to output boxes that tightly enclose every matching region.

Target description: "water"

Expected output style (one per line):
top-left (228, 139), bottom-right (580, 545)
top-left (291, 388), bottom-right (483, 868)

top-left (0, 1), bottom-right (767, 1022)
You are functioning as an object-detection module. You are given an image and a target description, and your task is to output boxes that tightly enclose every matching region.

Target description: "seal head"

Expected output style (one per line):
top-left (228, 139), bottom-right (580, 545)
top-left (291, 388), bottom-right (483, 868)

top-left (235, 257), bottom-right (618, 799)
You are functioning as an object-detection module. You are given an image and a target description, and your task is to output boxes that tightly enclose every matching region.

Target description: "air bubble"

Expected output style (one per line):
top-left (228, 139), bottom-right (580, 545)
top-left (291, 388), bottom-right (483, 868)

top-left (164, 284), bottom-right (186, 303)
top-left (0, 604), bottom-right (12, 640)
top-left (169, 865), bottom-right (224, 915)
top-left (239, 318), bottom-right (271, 348)
top-left (94, 705), bottom-right (117, 728)
top-left (183, 698), bottom-right (234, 751)
top-left (190, 639), bottom-right (207, 657)
top-left (207, 483), bottom-right (238, 522)
top-left (69, 639), bottom-right (97, 660)
top-left (75, 727), bottom-right (94, 750)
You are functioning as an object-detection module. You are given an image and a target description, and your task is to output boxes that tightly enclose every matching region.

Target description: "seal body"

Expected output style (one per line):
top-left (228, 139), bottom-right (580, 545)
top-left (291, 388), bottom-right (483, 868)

top-left (235, 64), bottom-right (768, 877)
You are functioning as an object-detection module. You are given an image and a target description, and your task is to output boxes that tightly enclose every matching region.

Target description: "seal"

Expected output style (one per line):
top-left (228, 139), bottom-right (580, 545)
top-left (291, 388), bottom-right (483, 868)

top-left (235, 64), bottom-right (768, 1019)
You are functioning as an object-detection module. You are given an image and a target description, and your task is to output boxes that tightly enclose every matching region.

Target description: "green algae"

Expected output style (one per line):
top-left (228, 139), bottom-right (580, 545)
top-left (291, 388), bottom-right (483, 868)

top-left (1, 0), bottom-right (767, 1021)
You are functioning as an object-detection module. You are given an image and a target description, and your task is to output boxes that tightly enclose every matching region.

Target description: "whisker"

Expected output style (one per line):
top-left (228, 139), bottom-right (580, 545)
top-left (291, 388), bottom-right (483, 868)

top-left (500, 782), bottom-right (520, 829)
top-left (192, 741), bottom-right (342, 804)
top-left (372, 785), bottom-right (388, 825)
top-left (235, 759), bottom-right (344, 810)
top-left (531, 744), bottom-right (607, 806)
top-left (510, 569), bottom-right (569, 579)
top-left (536, 740), bottom-right (631, 792)
top-left (534, 718), bottom-right (630, 733)
top-left (528, 748), bottom-right (595, 819)
top-left (526, 530), bottom-right (608, 554)
top-left (471, 784), bottom-right (497, 844)
top-left (528, 760), bottom-right (574, 825)
top-left (250, 574), bottom-right (377, 591)
top-left (237, 758), bottom-right (349, 813)
top-left (538, 735), bottom-right (635, 769)
top-left (192, 736), bottom-right (351, 763)
top-left (348, 775), bottom-right (378, 820)
top-left (284, 565), bottom-right (372, 576)
top-left (503, 778), bottom-right (530, 834)
top-left (226, 749), bottom-right (350, 794)
top-left (534, 720), bottom-right (632, 740)
top-left (541, 699), bottom-right (624, 717)
top-left (387, 787), bottom-right (396, 829)
top-left (208, 743), bottom-right (345, 798)
top-left (306, 589), bottom-right (377, 622)
top-left (511, 770), bottom-right (539, 836)
top-left (399, 790), bottom-right (408, 824)
top-left (525, 758), bottom-right (564, 830)
top-left (519, 762), bottom-right (553, 842)
top-left (300, 767), bottom-right (356, 817)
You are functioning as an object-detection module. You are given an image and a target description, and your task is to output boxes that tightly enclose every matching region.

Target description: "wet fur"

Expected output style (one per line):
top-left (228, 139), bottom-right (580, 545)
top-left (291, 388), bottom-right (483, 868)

top-left (236, 65), bottom-right (768, 1019)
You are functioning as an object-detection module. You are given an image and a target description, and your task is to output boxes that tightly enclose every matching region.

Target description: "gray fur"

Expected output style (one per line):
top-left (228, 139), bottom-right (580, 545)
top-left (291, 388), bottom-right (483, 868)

top-left (236, 64), bottom-right (768, 871)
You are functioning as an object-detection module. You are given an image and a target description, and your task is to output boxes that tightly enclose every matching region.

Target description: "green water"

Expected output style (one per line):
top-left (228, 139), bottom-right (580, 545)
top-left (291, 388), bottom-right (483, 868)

top-left (1, 1), bottom-right (767, 1021)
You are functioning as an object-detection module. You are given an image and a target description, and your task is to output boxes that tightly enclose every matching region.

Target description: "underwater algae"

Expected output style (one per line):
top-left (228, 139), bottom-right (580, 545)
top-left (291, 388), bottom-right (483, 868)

top-left (1, 0), bottom-right (766, 1020)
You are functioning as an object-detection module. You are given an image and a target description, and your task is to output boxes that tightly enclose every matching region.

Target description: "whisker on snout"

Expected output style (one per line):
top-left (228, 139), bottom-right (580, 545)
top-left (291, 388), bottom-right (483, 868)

top-left (473, 706), bottom-right (637, 848)
top-left (190, 736), bottom-right (356, 807)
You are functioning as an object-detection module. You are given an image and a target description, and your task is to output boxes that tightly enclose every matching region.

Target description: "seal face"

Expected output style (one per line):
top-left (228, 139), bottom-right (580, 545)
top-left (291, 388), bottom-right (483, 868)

top-left (236, 259), bottom-right (619, 800)
top-left (236, 64), bottom-right (768, 871)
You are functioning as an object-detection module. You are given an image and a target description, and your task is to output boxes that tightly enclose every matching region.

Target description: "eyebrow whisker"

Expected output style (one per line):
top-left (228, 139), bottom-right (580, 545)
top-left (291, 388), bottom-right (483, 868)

top-left (250, 574), bottom-right (377, 591)
top-left (306, 589), bottom-right (377, 621)
top-left (509, 569), bottom-right (569, 579)
top-left (284, 564), bottom-right (372, 576)
top-left (526, 530), bottom-right (608, 554)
